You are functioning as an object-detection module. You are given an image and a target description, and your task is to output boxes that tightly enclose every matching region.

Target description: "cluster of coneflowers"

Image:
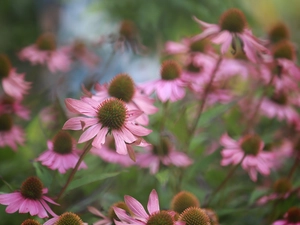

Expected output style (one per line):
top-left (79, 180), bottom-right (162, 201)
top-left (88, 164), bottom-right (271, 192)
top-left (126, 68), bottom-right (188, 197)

top-left (0, 7), bottom-right (299, 224)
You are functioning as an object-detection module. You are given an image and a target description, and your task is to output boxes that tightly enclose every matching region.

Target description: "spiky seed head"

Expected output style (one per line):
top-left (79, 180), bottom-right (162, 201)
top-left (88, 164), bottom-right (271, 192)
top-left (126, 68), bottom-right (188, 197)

top-left (171, 191), bottom-right (200, 214)
top-left (21, 219), bottom-right (41, 225)
top-left (160, 60), bottom-right (181, 80)
top-left (240, 134), bottom-right (262, 156)
top-left (146, 211), bottom-right (174, 225)
top-left (20, 177), bottom-right (43, 200)
top-left (0, 54), bottom-right (12, 79)
top-left (53, 131), bottom-right (74, 154)
top-left (0, 114), bottom-right (13, 131)
top-left (186, 62), bottom-right (202, 73)
top-left (179, 207), bottom-right (211, 225)
top-left (119, 20), bottom-right (137, 39)
top-left (36, 33), bottom-right (56, 51)
top-left (202, 208), bottom-right (219, 225)
top-left (272, 40), bottom-right (295, 60)
top-left (108, 201), bottom-right (131, 222)
top-left (98, 99), bottom-right (127, 130)
top-left (56, 212), bottom-right (84, 225)
top-left (286, 207), bottom-right (300, 223)
top-left (108, 74), bottom-right (135, 102)
top-left (152, 138), bottom-right (170, 157)
top-left (273, 178), bottom-right (292, 194)
top-left (268, 22), bottom-right (290, 44)
top-left (219, 8), bottom-right (247, 33)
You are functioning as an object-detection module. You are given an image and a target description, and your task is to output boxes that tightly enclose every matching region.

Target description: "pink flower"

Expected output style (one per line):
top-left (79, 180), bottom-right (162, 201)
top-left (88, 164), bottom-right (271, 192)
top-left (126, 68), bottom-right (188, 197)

top-left (90, 136), bottom-right (135, 167)
top-left (63, 97), bottom-right (151, 155)
top-left (192, 8), bottom-right (267, 62)
top-left (92, 74), bottom-right (158, 125)
top-left (88, 206), bottom-right (113, 225)
top-left (0, 177), bottom-right (58, 218)
top-left (0, 54), bottom-right (31, 100)
top-left (0, 95), bottom-right (30, 120)
top-left (0, 113), bottom-right (25, 151)
top-left (44, 212), bottom-right (88, 225)
top-left (18, 33), bottom-right (71, 73)
top-left (140, 60), bottom-right (186, 103)
top-left (114, 189), bottom-right (184, 225)
top-left (36, 131), bottom-right (87, 174)
top-left (220, 133), bottom-right (273, 181)
top-left (272, 207), bottom-right (300, 225)
top-left (136, 141), bottom-right (192, 174)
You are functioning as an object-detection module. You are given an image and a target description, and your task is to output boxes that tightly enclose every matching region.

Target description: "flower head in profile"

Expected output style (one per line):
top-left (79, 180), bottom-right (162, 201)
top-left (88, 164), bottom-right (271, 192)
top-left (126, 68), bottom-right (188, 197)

top-left (92, 73), bottom-right (158, 125)
top-left (192, 8), bottom-right (267, 62)
top-left (44, 212), bottom-right (88, 225)
top-left (0, 176), bottom-right (58, 218)
top-left (220, 133), bottom-right (273, 181)
top-left (178, 207), bottom-right (211, 225)
top-left (18, 33), bottom-right (71, 73)
top-left (0, 95), bottom-right (30, 120)
top-left (272, 207), bottom-right (300, 225)
top-left (0, 54), bottom-right (31, 100)
top-left (63, 97), bottom-right (151, 157)
top-left (36, 131), bottom-right (87, 174)
top-left (0, 113), bottom-right (25, 151)
top-left (136, 138), bottom-right (192, 174)
top-left (113, 189), bottom-right (184, 225)
top-left (140, 60), bottom-right (186, 102)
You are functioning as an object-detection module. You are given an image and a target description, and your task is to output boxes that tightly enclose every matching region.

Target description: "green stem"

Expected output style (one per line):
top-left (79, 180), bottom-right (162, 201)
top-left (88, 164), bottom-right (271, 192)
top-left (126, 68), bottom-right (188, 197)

top-left (56, 140), bottom-right (92, 200)
top-left (0, 176), bottom-right (14, 192)
top-left (205, 154), bottom-right (246, 207)
top-left (188, 56), bottom-right (223, 139)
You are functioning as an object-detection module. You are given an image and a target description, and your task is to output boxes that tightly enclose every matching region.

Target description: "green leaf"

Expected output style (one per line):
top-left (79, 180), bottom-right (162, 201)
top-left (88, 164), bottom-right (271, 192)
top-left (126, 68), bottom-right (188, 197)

top-left (66, 172), bottom-right (120, 192)
top-left (32, 162), bottom-right (53, 188)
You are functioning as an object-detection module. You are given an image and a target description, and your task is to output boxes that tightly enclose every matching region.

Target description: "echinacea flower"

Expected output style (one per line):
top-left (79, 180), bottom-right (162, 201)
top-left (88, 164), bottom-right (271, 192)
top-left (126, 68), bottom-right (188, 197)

top-left (21, 219), bottom-right (41, 225)
top-left (178, 207), bottom-right (211, 225)
top-left (0, 113), bottom-right (25, 151)
top-left (44, 212), bottom-right (88, 225)
top-left (88, 201), bottom-right (132, 225)
top-left (92, 73), bottom-right (158, 125)
top-left (136, 138), bottom-right (192, 174)
top-left (140, 60), bottom-right (186, 102)
top-left (0, 177), bottom-right (58, 218)
top-left (36, 131), bottom-right (87, 174)
top-left (90, 136), bottom-right (135, 167)
top-left (170, 191), bottom-right (200, 214)
top-left (257, 178), bottom-right (293, 205)
top-left (220, 133), bottom-right (273, 181)
top-left (0, 95), bottom-right (30, 120)
top-left (0, 54), bottom-right (31, 100)
top-left (18, 33), bottom-right (71, 73)
top-left (192, 8), bottom-right (267, 62)
top-left (63, 97), bottom-right (151, 155)
top-left (272, 207), bottom-right (300, 225)
top-left (113, 189), bottom-right (184, 225)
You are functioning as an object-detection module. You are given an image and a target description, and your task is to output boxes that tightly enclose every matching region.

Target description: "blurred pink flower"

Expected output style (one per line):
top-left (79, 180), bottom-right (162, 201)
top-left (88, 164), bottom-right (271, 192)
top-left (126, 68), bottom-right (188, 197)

top-left (136, 143), bottom-right (192, 174)
top-left (140, 60), bottom-right (186, 103)
top-left (92, 74), bottom-right (158, 126)
top-left (0, 177), bottom-right (58, 218)
top-left (88, 206), bottom-right (113, 225)
top-left (114, 189), bottom-right (183, 225)
top-left (0, 96), bottom-right (30, 120)
top-left (220, 133), bottom-right (273, 181)
top-left (18, 33), bottom-right (71, 73)
top-left (272, 207), bottom-right (300, 225)
top-left (0, 113), bottom-right (25, 151)
top-left (192, 8), bottom-right (267, 62)
top-left (36, 139), bottom-right (87, 174)
top-left (63, 97), bottom-right (151, 155)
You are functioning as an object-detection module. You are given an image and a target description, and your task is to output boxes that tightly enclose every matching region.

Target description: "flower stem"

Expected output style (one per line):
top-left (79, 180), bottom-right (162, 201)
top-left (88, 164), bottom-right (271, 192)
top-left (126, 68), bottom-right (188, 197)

top-left (205, 154), bottom-right (246, 207)
top-left (188, 56), bottom-right (223, 139)
top-left (56, 140), bottom-right (92, 200)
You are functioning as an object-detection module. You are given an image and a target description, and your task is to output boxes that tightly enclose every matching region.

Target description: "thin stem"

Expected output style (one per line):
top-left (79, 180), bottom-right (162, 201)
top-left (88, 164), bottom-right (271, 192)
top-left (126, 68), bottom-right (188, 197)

top-left (0, 176), bottom-right (14, 192)
top-left (205, 154), bottom-right (246, 207)
top-left (243, 71), bottom-right (276, 134)
top-left (56, 140), bottom-right (92, 200)
top-left (287, 152), bottom-right (300, 180)
top-left (189, 56), bottom-right (223, 138)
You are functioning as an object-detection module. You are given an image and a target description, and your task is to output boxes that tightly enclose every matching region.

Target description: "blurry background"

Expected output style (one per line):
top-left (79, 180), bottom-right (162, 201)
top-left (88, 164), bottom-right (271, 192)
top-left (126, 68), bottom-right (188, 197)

top-left (1, 0), bottom-right (300, 224)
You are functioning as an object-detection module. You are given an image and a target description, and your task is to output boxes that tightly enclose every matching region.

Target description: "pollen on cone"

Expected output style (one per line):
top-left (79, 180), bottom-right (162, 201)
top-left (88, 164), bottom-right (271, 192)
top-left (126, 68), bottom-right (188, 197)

top-left (56, 212), bottom-right (84, 225)
top-left (179, 207), bottom-right (211, 225)
top-left (171, 191), bottom-right (200, 214)
top-left (108, 74), bottom-right (135, 102)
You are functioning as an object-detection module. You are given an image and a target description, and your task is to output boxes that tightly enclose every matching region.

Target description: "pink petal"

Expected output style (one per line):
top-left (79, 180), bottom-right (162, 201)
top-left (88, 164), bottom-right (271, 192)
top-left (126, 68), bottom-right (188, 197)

top-left (147, 189), bottom-right (160, 215)
top-left (124, 195), bottom-right (148, 220)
